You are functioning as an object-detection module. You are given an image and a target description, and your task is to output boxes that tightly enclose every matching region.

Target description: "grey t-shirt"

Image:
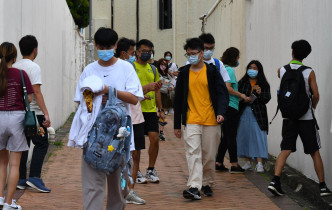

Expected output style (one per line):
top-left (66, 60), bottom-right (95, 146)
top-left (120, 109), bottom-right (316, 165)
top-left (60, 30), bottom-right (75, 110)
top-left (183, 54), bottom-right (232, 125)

top-left (13, 59), bottom-right (43, 115)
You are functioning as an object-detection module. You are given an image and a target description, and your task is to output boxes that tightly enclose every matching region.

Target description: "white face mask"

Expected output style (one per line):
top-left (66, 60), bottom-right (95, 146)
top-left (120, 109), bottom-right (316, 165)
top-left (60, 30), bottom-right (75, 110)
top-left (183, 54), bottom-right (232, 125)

top-left (188, 55), bottom-right (200, 65)
top-left (203, 50), bottom-right (214, 59)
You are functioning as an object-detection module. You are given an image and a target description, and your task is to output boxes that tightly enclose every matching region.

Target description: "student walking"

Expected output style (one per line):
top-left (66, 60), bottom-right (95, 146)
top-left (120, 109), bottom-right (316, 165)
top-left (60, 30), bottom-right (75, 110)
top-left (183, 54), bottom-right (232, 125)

top-left (173, 38), bottom-right (229, 200)
top-left (237, 60), bottom-right (271, 172)
top-left (116, 37), bottom-right (146, 205)
top-left (0, 42), bottom-right (33, 210)
top-left (215, 47), bottom-right (250, 173)
top-left (268, 40), bottom-right (332, 197)
top-left (13, 35), bottom-right (52, 193)
top-left (164, 51), bottom-right (178, 77)
top-left (134, 39), bottom-right (165, 183)
top-left (72, 27), bottom-right (143, 210)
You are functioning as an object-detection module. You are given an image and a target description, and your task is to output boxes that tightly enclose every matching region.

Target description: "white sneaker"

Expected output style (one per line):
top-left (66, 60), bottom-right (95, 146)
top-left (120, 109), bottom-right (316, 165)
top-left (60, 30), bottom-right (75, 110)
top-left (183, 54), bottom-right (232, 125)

top-left (0, 197), bottom-right (4, 208)
top-left (256, 162), bottom-right (264, 173)
top-left (169, 108), bottom-right (174, 114)
top-left (242, 161), bottom-right (253, 170)
top-left (136, 170), bottom-right (148, 184)
top-left (145, 168), bottom-right (160, 183)
top-left (126, 189), bottom-right (146, 205)
top-left (3, 200), bottom-right (22, 210)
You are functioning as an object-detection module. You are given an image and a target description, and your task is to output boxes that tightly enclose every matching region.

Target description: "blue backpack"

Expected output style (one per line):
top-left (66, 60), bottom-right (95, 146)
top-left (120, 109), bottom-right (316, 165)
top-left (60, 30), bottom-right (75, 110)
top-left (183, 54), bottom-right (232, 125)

top-left (83, 87), bottom-right (132, 174)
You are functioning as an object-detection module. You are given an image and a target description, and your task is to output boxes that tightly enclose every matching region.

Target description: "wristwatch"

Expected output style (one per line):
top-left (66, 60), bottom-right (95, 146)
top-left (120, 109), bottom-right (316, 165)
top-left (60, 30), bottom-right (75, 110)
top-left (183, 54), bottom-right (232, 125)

top-left (158, 109), bottom-right (165, 113)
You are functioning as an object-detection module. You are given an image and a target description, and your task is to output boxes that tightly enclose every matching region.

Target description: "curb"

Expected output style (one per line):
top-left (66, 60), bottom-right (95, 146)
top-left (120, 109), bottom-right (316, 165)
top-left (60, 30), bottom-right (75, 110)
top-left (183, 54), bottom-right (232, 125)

top-left (264, 156), bottom-right (332, 209)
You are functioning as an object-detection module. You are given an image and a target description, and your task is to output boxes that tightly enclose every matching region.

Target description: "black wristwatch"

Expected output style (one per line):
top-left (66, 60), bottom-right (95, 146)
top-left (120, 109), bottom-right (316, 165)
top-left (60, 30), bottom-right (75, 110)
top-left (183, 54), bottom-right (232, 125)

top-left (158, 109), bottom-right (165, 113)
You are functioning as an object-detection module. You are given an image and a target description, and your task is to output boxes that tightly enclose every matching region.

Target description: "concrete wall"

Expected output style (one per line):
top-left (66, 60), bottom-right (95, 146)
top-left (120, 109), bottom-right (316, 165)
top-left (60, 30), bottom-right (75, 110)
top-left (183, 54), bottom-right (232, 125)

top-left (244, 0), bottom-right (332, 185)
top-left (0, 0), bottom-right (85, 129)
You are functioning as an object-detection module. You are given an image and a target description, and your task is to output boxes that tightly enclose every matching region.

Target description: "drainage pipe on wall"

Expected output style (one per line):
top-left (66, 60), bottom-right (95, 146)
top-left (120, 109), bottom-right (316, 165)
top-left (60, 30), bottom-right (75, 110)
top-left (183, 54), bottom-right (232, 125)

top-left (136, 0), bottom-right (139, 42)
top-left (199, 0), bottom-right (223, 32)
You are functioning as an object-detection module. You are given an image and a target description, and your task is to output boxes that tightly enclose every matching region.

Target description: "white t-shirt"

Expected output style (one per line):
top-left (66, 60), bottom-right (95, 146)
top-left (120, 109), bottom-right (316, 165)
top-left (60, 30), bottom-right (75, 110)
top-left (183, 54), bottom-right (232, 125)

top-left (186, 58), bottom-right (230, 82)
top-left (13, 59), bottom-right (43, 115)
top-left (168, 62), bottom-right (178, 73)
top-left (280, 64), bottom-right (313, 120)
top-left (74, 59), bottom-right (144, 150)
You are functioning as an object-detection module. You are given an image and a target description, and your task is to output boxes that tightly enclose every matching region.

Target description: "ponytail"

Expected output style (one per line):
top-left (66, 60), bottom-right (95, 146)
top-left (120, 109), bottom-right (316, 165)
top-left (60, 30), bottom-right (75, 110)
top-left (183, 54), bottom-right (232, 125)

top-left (0, 42), bottom-right (17, 97)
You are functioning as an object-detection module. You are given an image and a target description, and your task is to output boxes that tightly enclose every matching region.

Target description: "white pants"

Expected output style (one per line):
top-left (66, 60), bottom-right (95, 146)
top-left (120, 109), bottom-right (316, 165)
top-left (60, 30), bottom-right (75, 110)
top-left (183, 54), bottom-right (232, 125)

top-left (183, 124), bottom-right (221, 190)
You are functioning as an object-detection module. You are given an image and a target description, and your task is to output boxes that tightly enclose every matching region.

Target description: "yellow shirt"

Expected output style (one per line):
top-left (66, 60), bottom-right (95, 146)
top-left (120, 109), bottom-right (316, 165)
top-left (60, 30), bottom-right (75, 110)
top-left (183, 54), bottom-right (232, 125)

top-left (187, 64), bottom-right (217, 125)
top-left (134, 61), bottom-right (160, 112)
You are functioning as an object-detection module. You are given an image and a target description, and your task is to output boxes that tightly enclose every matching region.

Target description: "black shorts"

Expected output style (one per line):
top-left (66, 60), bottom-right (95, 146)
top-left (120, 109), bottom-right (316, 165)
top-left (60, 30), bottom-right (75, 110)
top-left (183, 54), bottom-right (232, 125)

top-left (142, 112), bottom-right (159, 135)
top-left (133, 123), bottom-right (145, 150)
top-left (281, 119), bottom-right (321, 154)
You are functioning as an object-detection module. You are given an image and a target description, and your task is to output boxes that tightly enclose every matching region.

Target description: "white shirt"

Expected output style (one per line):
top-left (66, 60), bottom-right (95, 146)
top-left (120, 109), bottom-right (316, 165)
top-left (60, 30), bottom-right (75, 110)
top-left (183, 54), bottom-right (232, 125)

top-left (74, 59), bottom-right (144, 150)
top-left (280, 64), bottom-right (313, 120)
top-left (186, 58), bottom-right (230, 82)
top-left (13, 59), bottom-right (43, 115)
top-left (168, 62), bottom-right (178, 73)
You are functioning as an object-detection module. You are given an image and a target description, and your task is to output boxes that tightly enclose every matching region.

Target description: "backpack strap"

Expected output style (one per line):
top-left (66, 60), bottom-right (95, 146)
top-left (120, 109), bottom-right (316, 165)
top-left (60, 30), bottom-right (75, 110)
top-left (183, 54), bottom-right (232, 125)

top-left (149, 64), bottom-right (157, 82)
top-left (107, 87), bottom-right (117, 106)
top-left (213, 58), bottom-right (220, 71)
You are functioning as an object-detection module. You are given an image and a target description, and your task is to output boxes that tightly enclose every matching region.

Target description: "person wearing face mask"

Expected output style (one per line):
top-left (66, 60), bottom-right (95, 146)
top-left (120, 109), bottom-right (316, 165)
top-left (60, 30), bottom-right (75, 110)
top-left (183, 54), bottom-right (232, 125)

top-left (115, 37), bottom-right (146, 205)
top-left (156, 58), bottom-right (174, 141)
top-left (133, 39), bottom-right (165, 184)
top-left (185, 33), bottom-right (230, 84)
top-left (236, 60), bottom-right (271, 173)
top-left (164, 51), bottom-right (178, 77)
top-left (215, 47), bottom-right (250, 174)
top-left (173, 38), bottom-right (229, 200)
top-left (73, 27), bottom-right (144, 210)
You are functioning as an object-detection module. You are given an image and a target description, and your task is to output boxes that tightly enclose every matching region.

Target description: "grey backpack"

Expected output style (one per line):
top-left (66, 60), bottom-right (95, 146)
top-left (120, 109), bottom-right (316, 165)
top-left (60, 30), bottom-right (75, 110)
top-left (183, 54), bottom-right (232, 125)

top-left (83, 87), bottom-right (132, 174)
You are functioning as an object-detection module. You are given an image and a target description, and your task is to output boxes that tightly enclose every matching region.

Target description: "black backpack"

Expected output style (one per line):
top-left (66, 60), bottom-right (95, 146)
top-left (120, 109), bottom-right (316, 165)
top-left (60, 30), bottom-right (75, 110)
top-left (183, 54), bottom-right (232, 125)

top-left (278, 64), bottom-right (310, 120)
top-left (270, 64), bottom-right (319, 129)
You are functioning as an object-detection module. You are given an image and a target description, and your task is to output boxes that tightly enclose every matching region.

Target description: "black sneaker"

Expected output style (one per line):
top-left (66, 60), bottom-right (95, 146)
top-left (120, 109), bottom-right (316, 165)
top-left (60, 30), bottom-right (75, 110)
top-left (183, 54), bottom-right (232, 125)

top-left (215, 164), bottom-right (228, 172)
top-left (159, 133), bottom-right (165, 141)
top-left (229, 165), bottom-right (245, 174)
top-left (320, 185), bottom-right (332, 197)
top-left (183, 187), bottom-right (201, 200)
top-left (268, 181), bottom-right (285, 196)
top-left (201, 185), bottom-right (213, 196)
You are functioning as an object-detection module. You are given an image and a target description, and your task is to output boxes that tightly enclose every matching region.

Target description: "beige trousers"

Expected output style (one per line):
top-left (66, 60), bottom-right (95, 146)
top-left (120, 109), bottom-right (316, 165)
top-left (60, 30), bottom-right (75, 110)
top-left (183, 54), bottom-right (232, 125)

top-left (81, 157), bottom-right (127, 210)
top-left (183, 124), bottom-right (221, 190)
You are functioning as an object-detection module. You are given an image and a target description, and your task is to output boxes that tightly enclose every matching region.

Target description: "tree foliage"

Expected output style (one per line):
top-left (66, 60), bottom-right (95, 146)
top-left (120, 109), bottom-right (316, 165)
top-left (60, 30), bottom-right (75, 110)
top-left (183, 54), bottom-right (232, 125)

top-left (66, 0), bottom-right (90, 28)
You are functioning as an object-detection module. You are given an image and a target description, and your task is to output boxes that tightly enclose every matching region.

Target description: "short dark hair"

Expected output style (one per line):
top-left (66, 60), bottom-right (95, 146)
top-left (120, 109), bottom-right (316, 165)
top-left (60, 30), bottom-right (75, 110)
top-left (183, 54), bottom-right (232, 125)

top-left (291, 40), bottom-right (311, 60)
top-left (221, 47), bottom-right (240, 67)
top-left (184, 38), bottom-right (204, 51)
top-left (136, 39), bottom-right (154, 50)
top-left (94, 27), bottom-right (118, 48)
top-left (164, 51), bottom-right (172, 58)
top-left (115, 38), bottom-right (135, 58)
top-left (19, 35), bottom-right (38, 56)
top-left (199, 33), bottom-right (215, 44)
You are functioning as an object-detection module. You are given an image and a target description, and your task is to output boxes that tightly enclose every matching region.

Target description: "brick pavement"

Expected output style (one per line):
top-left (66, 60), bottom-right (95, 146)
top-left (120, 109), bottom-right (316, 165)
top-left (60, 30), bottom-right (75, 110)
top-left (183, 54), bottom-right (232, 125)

top-left (17, 114), bottom-right (283, 210)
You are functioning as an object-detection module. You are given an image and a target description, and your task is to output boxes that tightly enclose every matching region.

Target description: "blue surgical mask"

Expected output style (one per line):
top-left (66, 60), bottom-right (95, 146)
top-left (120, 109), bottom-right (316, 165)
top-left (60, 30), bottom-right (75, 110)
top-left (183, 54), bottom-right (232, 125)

top-left (165, 56), bottom-right (172, 61)
top-left (203, 50), bottom-right (214, 59)
top-left (188, 55), bottom-right (200, 65)
top-left (234, 60), bottom-right (240, 67)
top-left (140, 53), bottom-right (151, 62)
top-left (247, 69), bottom-right (258, 78)
top-left (126, 55), bottom-right (136, 63)
top-left (97, 49), bottom-right (114, 61)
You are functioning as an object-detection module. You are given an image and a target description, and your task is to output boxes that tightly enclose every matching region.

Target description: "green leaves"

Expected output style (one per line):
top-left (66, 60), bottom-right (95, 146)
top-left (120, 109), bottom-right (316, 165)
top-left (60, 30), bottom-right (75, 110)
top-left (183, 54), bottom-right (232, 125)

top-left (66, 0), bottom-right (90, 28)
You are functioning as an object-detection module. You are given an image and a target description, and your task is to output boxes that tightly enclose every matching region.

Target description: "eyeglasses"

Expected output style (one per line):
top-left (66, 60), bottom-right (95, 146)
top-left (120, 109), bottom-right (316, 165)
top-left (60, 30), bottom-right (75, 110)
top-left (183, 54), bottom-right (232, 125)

top-left (184, 51), bottom-right (201, 58)
top-left (138, 50), bottom-right (153, 54)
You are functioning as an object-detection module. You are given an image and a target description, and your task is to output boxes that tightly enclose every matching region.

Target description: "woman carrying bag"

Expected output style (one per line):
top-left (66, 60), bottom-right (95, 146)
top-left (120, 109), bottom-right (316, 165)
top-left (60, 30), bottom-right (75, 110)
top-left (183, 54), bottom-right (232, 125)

top-left (0, 42), bottom-right (33, 210)
top-left (237, 60), bottom-right (271, 172)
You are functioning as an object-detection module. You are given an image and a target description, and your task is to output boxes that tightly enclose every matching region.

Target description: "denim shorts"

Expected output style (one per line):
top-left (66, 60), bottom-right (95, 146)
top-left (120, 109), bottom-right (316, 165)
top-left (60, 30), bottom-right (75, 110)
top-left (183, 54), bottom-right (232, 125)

top-left (0, 111), bottom-right (29, 152)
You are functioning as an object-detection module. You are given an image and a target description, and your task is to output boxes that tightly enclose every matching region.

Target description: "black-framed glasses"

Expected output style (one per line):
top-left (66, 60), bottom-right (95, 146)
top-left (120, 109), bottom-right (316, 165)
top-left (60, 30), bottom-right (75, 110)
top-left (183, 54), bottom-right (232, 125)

top-left (138, 50), bottom-right (153, 54)
top-left (184, 51), bottom-right (201, 58)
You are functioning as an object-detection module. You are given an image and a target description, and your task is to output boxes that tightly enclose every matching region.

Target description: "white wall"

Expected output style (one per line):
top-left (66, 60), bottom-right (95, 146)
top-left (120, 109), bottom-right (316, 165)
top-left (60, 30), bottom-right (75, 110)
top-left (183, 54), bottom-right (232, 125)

top-left (245, 0), bottom-right (332, 185)
top-left (0, 0), bottom-right (85, 129)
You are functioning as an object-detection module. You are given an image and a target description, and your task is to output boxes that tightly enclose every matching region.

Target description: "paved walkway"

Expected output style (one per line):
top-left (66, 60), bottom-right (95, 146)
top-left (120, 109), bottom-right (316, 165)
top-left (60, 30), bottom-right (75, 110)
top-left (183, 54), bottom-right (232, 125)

top-left (17, 115), bottom-right (301, 209)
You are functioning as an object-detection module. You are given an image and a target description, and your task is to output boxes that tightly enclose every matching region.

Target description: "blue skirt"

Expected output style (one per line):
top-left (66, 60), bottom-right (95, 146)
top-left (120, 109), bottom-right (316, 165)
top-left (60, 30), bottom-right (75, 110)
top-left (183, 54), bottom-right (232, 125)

top-left (237, 106), bottom-right (268, 159)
